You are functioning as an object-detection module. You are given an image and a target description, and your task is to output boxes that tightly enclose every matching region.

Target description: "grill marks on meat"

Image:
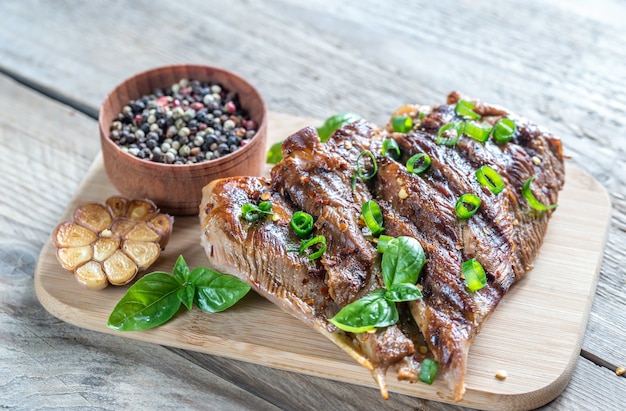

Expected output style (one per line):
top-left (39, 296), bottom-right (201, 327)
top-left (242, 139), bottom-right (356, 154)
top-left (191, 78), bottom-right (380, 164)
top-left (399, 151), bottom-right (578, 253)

top-left (199, 93), bottom-right (565, 402)
top-left (271, 127), bottom-right (381, 306)
top-left (200, 176), bottom-right (340, 326)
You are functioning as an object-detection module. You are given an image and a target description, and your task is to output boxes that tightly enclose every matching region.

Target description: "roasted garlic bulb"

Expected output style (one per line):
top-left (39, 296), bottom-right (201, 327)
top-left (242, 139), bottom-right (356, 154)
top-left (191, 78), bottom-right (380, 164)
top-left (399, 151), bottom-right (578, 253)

top-left (51, 196), bottom-right (174, 289)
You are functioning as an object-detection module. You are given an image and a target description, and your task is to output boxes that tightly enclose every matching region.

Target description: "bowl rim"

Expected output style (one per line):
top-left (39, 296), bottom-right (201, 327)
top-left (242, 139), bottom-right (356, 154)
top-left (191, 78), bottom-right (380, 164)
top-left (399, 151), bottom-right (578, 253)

top-left (98, 63), bottom-right (268, 170)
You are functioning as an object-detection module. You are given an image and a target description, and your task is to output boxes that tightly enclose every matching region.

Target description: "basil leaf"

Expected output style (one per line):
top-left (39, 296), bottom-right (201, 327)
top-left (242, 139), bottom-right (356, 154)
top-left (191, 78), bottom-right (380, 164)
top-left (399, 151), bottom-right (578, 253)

top-left (173, 255), bottom-right (190, 284)
top-left (107, 272), bottom-right (182, 331)
top-left (266, 141), bottom-right (284, 165)
top-left (328, 290), bottom-right (398, 333)
top-left (190, 267), bottom-right (251, 313)
top-left (177, 282), bottom-right (196, 310)
top-left (381, 236), bottom-right (425, 288)
top-left (384, 283), bottom-right (423, 302)
top-left (316, 113), bottom-right (361, 142)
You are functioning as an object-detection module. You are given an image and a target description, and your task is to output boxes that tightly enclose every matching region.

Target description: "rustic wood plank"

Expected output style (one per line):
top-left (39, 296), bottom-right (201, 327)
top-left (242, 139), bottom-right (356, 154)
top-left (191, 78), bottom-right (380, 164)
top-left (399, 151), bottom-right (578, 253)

top-left (1, 0), bottom-right (625, 408)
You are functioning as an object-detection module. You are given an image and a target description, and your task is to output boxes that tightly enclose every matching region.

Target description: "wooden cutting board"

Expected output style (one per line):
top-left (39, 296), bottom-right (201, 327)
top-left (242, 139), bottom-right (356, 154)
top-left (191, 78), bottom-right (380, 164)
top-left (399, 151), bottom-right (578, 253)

top-left (34, 112), bottom-right (612, 410)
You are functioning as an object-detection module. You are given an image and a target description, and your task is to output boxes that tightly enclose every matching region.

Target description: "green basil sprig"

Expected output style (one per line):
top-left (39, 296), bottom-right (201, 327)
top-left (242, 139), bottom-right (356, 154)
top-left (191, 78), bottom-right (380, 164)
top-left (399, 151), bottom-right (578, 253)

top-left (107, 255), bottom-right (250, 331)
top-left (328, 236), bottom-right (425, 333)
top-left (266, 113), bottom-right (361, 165)
top-left (266, 141), bottom-right (284, 165)
top-left (316, 112), bottom-right (361, 142)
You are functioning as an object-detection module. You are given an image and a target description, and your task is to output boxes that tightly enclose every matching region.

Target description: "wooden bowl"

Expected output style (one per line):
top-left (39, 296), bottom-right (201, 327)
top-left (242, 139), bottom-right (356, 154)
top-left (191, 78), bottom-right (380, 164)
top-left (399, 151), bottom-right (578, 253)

top-left (99, 64), bottom-right (267, 215)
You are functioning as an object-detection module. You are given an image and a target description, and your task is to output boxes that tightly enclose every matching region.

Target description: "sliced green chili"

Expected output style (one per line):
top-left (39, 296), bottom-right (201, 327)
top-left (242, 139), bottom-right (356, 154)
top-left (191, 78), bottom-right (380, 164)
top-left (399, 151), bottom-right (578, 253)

top-left (492, 118), bottom-right (516, 144)
top-left (290, 211), bottom-right (314, 238)
top-left (436, 122), bottom-right (464, 146)
top-left (241, 202), bottom-right (274, 221)
top-left (391, 115), bottom-right (413, 133)
top-left (406, 153), bottom-right (431, 174)
top-left (381, 138), bottom-right (401, 160)
top-left (475, 165), bottom-right (505, 195)
top-left (521, 175), bottom-right (558, 211)
top-left (419, 358), bottom-right (439, 385)
top-left (361, 200), bottom-right (384, 236)
top-left (463, 121), bottom-right (492, 142)
top-left (454, 99), bottom-right (481, 120)
top-left (455, 194), bottom-right (481, 218)
top-left (356, 150), bottom-right (378, 180)
top-left (258, 201), bottom-right (272, 212)
top-left (300, 235), bottom-right (327, 260)
top-left (462, 258), bottom-right (487, 292)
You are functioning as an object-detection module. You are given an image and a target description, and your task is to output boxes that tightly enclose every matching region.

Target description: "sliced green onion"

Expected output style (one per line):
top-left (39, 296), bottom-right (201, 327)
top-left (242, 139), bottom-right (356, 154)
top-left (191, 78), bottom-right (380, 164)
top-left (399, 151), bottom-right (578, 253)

top-left (419, 358), bottom-right (439, 385)
top-left (455, 193), bottom-right (481, 218)
top-left (521, 175), bottom-right (558, 211)
top-left (299, 235), bottom-right (327, 260)
top-left (290, 211), bottom-right (314, 238)
top-left (455, 100), bottom-right (481, 120)
top-left (377, 235), bottom-right (394, 253)
top-left (475, 165), bottom-right (505, 195)
top-left (361, 200), bottom-right (384, 236)
top-left (356, 150), bottom-right (378, 180)
top-left (406, 153), bottom-right (431, 174)
top-left (258, 201), bottom-right (272, 212)
top-left (241, 202), bottom-right (273, 222)
top-left (462, 258), bottom-right (487, 292)
top-left (463, 121), bottom-right (492, 142)
top-left (436, 122), bottom-right (464, 146)
top-left (381, 138), bottom-right (401, 160)
top-left (492, 118), bottom-right (516, 144)
top-left (418, 111), bottom-right (427, 121)
top-left (391, 116), bottom-right (413, 133)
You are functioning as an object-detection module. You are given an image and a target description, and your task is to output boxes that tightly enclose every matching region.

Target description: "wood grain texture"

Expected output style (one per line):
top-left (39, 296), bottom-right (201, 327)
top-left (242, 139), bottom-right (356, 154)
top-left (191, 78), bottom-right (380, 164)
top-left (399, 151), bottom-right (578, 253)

top-left (34, 113), bottom-right (611, 410)
top-left (1, 0), bottom-right (626, 409)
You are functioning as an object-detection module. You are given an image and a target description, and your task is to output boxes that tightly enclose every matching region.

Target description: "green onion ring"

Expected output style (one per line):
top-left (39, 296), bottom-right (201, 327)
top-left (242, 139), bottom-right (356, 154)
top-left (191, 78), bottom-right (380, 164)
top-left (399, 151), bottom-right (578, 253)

top-left (463, 121), bottom-right (492, 142)
top-left (299, 235), bottom-right (327, 260)
top-left (454, 100), bottom-right (481, 120)
top-left (241, 202), bottom-right (273, 222)
top-left (406, 153), bottom-right (431, 174)
top-left (290, 211), bottom-right (314, 238)
top-left (462, 258), bottom-right (487, 292)
top-left (391, 115), bottom-right (413, 133)
top-left (377, 235), bottom-right (393, 253)
top-left (361, 200), bottom-right (384, 236)
top-left (381, 138), bottom-right (401, 160)
top-left (455, 193), bottom-right (481, 218)
top-left (521, 175), bottom-right (558, 211)
top-left (419, 358), bottom-right (439, 385)
top-left (258, 201), bottom-right (272, 212)
top-left (356, 150), bottom-right (378, 180)
top-left (492, 118), bottom-right (516, 144)
top-left (436, 122), bottom-right (464, 146)
top-left (475, 165), bottom-right (505, 195)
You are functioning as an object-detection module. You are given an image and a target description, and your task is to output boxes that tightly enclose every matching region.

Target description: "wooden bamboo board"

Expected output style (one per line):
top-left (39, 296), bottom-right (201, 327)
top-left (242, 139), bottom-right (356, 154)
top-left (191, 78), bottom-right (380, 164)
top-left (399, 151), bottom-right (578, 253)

top-left (34, 112), bottom-right (611, 410)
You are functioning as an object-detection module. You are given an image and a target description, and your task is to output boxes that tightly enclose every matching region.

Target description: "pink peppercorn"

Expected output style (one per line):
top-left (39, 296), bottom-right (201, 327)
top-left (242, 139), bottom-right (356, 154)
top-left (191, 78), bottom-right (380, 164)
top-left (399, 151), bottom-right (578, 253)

top-left (190, 102), bottom-right (204, 111)
top-left (225, 101), bottom-right (237, 114)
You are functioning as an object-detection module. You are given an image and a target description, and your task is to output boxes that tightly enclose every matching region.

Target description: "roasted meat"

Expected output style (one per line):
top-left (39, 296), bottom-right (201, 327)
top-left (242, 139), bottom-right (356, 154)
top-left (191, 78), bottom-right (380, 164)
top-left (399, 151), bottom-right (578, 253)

top-left (199, 92), bottom-right (565, 402)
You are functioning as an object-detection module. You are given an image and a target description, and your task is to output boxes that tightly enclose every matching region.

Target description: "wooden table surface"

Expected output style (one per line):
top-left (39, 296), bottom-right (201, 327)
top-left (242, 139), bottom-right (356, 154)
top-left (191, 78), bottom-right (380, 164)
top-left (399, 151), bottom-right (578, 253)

top-left (1, 1), bottom-right (624, 409)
